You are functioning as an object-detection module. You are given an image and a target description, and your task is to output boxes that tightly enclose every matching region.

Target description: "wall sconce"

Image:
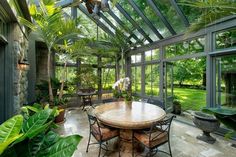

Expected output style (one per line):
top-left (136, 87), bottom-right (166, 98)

top-left (18, 59), bottom-right (29, 70)
top-left (101, 0), bottom-right (109, 12)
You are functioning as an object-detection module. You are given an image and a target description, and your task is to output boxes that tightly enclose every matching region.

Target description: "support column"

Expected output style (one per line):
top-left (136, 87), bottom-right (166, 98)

top-left (97, 56), bottom-right (102, 101)
top-left (159, 46), bottom-right (164, 101)
top-left (141, 52), bottom-right (145, 97)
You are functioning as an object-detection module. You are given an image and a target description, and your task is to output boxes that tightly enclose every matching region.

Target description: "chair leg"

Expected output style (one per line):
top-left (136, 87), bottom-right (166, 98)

top-left (168, 141), bottom-right (172, 157)
top-left (86, 132), bottom-right (91, 152)
top-left (98, 143), bottom-right (102, 157)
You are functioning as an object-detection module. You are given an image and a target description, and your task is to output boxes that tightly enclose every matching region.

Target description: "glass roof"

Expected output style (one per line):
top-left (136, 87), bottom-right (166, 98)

top-left (55, 0), bottom-right (205, 46)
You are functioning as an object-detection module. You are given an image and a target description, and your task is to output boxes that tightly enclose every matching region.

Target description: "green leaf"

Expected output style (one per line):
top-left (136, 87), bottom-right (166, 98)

top-left (0, 134), bottom-right (23, 155)
top-left (37, 135), bottom-right (82, 157)
top-left (41, 131), bottom-right (60, 150)
top-left (22, 109), bottom-right (52, 138)
top-left (0, 115), bottom-right (23, 155)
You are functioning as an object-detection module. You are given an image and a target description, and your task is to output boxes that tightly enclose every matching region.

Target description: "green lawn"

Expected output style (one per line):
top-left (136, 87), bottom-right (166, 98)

top-left (174, 88), bottom-right (206, 111)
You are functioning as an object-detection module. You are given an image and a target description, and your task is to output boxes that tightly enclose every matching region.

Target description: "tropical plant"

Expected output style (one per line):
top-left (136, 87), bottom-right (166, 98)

top-left (19, 0), bottom-right (82, 102)
top-left (179, 0), bottom-right (236, 33)
top-left (0, 104), bottom-right (82, 157)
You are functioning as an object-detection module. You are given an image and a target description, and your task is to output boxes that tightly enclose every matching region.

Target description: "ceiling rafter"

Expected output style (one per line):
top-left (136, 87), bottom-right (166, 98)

top-left (127, 0), bottom-right (163, 40)
top-left (99, 13), bottom-right (133, 44)
top-left (107, 10), bottom-right (140, 42)
top-left (147, 0), bottom-right (176, 35)
top-left (115, 3), bottom-right (153, 43)
top-left (169, 0), bottom-right (190, 27)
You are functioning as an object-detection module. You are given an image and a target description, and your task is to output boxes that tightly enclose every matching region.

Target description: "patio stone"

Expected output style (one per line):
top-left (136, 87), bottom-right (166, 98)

top-left (55, 107), bottom-right (236, 157)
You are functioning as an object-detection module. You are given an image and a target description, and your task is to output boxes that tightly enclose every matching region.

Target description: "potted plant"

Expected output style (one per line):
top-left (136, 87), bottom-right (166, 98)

top-left (112, 77), bottom-right (133, 105)
top-left (53, 97), bottom-right (68, 123)
top-left (172, 95), bottom-right (181, 115)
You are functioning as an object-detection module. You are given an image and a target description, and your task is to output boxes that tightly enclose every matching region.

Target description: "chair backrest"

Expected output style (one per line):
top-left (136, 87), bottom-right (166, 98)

top-left (86, 111), bottom-right (102, 138)
top-left (149, 115), bottom-right (176, 142)
top-left (147, 98), bottom-right (165, 109)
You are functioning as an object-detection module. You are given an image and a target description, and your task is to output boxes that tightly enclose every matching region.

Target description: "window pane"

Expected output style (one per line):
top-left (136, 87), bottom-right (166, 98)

top-left (102, 68), bottom-right (116, 90)
top-left (145, 50), bottom-right (152, 62)
top-left (165, 37), bottom-right (205, 58)
top-left (131, 66), bottom-right (141, 93)
top-left (131, 54), bottom-right (142, 63)
top-left (145, 64), bottom-right (159, 96)
top-left (216, 27), bottom-right (236, 50)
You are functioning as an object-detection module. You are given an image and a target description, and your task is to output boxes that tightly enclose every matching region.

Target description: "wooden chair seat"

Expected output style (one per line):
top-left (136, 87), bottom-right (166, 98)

top-left (92, 124), bottom-right (119, 141)
top-left (134, 130), bottom-right (168, 148)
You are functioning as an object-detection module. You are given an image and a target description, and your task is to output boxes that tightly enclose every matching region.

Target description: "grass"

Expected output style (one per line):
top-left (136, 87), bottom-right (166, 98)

top-left (174, 88), bottom-right (206, 111)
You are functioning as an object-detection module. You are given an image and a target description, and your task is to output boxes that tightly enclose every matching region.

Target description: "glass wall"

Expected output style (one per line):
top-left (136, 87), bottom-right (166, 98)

top-left (102, 68), bottom-right (115, 90)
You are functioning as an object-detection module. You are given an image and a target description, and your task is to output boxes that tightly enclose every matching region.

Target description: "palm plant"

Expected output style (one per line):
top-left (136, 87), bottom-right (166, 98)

top-left (179, 0), bottom-right (236, 33)
top-left (20, 0), bottom-right (82, 102)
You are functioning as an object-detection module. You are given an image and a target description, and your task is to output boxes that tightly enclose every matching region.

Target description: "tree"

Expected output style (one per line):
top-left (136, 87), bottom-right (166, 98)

top-left (20, 0), bottom-right (82, 102)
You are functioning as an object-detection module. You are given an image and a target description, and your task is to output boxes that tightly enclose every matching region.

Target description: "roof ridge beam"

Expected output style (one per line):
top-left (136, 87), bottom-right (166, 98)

top-left (128, 0), bottom-right (163, 40)
top-left (147, 0), bottom-right (176, 35)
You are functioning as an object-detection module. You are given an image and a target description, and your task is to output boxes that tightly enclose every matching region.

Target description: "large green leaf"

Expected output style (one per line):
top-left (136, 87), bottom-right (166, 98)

top-left (41, 131), bottom-right (60, 150)
top-left (0, 134), bottom-right (22, 155)
top-left (37, 135), bottom-right (82, 157)
top-left (22, 109), bottom-right (52, 139)
top-left (0, 115), bottom-right (23, 155)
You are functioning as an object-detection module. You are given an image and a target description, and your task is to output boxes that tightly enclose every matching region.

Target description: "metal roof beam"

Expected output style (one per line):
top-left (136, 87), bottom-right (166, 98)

top-left (128, 0), bottom-right (163, 40)
top-left (99, 14), bottom-right (133, 44)
top-left (147, 0), bottom-right (176, 35)
top-left (115, 3), bottom-right (153, 43)
top-left (107, 10), bottom-right (139, 42)
top-left (170, 0), bottom-right (190, 27)
top-left (78, 4), bottom-right (114, 37)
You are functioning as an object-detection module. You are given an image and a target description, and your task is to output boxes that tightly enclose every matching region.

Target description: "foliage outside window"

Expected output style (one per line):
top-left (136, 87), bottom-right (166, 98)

top-left (131, 54), bottom-right (141, 63)
top-left (0, 18), bottom-right (7, 37)
top-left (145, 64), bottom-right (159, 96)
top-left (165, 37), bottom-right (205, 58)
top-left (77, 66), bottom-right (98, 89)
top-left (145, 49), bottom-right (159, 61)
top-left (131, 66), bottom-right (141, 93)
top-left (102, 68), bottom-right (115, 90)
top-left (55, 66), bottom-right (77, 94)
top-left (216, 28), bottom-right (236, 50)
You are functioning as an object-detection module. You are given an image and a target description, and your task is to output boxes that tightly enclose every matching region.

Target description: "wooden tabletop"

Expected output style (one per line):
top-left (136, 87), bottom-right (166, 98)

top-left (94, 101), bottom-right (166, 129)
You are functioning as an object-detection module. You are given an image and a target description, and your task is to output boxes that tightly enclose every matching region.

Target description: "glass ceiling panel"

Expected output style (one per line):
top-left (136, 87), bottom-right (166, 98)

top-left (176, 0), bottom-right (201, 24)
top-left (119, 1), bottom-right (159, 41)
top-left (153, 0), bottom-right (186, 34)
top-left (132, 0), bottom-right (171, 38)
top-left (77, 8), bottom-right (107, 40)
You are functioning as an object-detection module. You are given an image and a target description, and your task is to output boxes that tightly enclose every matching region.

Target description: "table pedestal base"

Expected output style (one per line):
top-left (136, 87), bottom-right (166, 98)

top-left (119, 129), bottom-right (144, 153)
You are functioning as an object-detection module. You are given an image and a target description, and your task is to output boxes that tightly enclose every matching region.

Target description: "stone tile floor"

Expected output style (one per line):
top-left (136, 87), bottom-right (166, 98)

top-left (56, 108), bottom-right (236, 157)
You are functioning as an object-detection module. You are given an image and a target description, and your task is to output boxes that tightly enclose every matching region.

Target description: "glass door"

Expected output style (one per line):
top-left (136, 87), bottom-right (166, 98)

top-left (215, 54), bottom-right (236, 108)
top-left (164, 62), bottom-right (174, 113)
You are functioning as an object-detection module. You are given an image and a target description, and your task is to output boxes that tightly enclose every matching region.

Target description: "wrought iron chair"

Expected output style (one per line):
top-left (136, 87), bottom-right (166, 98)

top-left (86, 111), bottom-right (119, 157)
top-left (132, 115), bottom-right (176, 157)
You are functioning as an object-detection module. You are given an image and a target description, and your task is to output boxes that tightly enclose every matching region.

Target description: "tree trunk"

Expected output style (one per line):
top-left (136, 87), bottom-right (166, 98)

top-left (48, 48), bottom-right (54, 102)
top-left (59, 62), bottom-right (67, 100)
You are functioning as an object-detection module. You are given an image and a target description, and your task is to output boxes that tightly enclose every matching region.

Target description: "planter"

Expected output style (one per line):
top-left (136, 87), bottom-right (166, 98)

top-left (193, 111), bottom-right (220, 144)
top-left (173, 101), bottom-right (181, 115)
top-left (54, 105), bottom-right (66, 124)
top-left (125, 101), bottom-right (132, 106)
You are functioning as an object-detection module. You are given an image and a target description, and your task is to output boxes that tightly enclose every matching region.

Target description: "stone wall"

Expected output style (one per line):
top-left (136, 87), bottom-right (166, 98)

top-left (12, 24), bottom-right (29, 113)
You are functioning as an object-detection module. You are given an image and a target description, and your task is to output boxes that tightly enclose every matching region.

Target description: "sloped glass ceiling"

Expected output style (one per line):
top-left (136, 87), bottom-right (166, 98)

top-left (46, 0), bottom-right (207, 45)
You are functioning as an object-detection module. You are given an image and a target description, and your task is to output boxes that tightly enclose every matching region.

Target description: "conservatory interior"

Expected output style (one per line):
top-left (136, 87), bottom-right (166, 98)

top-left (0, 0), bottom-right (236, 157)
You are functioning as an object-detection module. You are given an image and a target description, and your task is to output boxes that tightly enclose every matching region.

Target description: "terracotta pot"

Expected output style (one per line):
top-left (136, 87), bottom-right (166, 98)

top-left (54, 105), bottom-right (66, 124)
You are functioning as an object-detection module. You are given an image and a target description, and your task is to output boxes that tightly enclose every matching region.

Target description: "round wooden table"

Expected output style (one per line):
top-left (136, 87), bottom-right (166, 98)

top-left (94, 101), bottom-right (166, 153)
